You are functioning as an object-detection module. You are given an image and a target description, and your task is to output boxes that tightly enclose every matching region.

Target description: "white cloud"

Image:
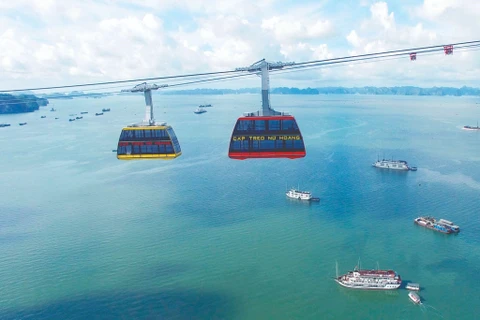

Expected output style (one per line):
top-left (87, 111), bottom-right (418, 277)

top-left (0, 0), bottom-right (479, 90)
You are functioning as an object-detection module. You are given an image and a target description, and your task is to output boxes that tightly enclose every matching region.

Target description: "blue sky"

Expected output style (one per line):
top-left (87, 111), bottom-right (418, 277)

top-left (0, 0), bottom-right (479, 92)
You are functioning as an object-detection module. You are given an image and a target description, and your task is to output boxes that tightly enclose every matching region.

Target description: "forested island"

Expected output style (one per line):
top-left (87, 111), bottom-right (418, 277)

top-left (0, 94), bottom-right (49, 114)
top-left (161, 86), bottom-right (480, 96)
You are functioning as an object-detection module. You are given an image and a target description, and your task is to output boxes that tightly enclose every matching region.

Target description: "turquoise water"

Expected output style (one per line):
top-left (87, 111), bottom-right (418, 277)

top-left (0, 94), bottom-right (479, 319)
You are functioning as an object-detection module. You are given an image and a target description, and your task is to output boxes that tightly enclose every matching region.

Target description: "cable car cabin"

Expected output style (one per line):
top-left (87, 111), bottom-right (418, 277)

top-left (410, 53), bottom-right (416, 61)
top-left (117, 125), bottom-right (181, 160)
top-left (228, 114), bottom-right (306, 160)
top-left (444, 45), bottom-right (453, 55)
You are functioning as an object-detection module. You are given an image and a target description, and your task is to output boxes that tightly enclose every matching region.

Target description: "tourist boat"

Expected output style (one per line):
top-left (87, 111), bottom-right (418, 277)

top-left (335, 263), bottom-right (402, 290)
top-left (285, 188), bottom-right (319, 201)
top-left (406, 283), bottom-right (420, 291)
top-left (463, 121), bottom-right (479, 131)
top-left (372, 158), bottom-right (416, 171)
top-left (408, 292), bottom-right (422, 304)
top-left (414, 216), bottom-right (460, 234)
top-left (19, 122), bottom-right (27, 126)
top-left (194, 107), bottom-right (207, 114)
top-left (102, 108), bottom-right (111, 112)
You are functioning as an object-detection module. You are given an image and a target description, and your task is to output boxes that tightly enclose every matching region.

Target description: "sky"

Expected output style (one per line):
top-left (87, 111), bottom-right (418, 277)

top-left (1, 0), bottom-right (480, 92)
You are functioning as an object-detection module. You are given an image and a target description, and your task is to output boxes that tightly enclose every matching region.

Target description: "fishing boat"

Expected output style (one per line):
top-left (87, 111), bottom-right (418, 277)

top-left (463, 121), bottom-right (479, 131)
top-left (194, 106), bottom-right (207, 114)
top-left (406, 283), bottom-right (420, 291)
top-left (408, 292), bottom-right (422, 304)
top-left (335, 262), bottom-right (402, 290)
top-left (414, 216), bottom-right (460, 234)
top-left (372, 158), bottom-right (416, 171)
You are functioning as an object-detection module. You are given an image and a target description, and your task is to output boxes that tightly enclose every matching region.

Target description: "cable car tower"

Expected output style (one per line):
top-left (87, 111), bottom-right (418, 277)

top-left (116, 82), bottom-right (182, 160)
top-left (228, 59), bottom-right (307, 160)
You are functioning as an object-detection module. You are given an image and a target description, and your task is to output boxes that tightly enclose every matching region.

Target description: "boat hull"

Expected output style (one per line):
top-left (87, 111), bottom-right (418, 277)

top-left (334, 279), bottom-right (401, 290)
top-left (414, 217), bottom-right (459, 234)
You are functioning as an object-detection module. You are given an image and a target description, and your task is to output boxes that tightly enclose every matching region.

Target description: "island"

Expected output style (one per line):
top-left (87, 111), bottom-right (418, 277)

top-left (0, 93), bottom-right (49, 114)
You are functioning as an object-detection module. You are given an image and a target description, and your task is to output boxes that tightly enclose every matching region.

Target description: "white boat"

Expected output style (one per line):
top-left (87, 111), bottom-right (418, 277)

top-left (286, 188), bottom-right (312, 201)
top-left (408, 292), bottom-right (422, 304)
top-left (194, 107), bottom-right (207, 114)
top-left (372, 159), bottom-right (411, 170)
top-left (406, 283), bottom-right (420, 291)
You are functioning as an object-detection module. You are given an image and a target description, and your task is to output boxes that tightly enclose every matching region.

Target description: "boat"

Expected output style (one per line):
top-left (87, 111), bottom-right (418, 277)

top-left (0, 123), bottom-right (11, 127)
top-left (199, 104), bottom-right (212, 108)
top-left (95, 112), bottom-right (104, 116)
top-left (372, 158), bottom-right (416, 171)
top-left (41, 115), bottom-right (46, 118)
top-left (80, 111), bottom-right (88, 114)
top-left (463, 121), bottom-right (479, 131)
top-left (102, 108), bottom-right (111, 112)
top-left (408, 292), bottom-right (422, 304)
top-left (335, 263), bottom-right (402, 290)
top-left (406, 283), bottom-right (420, 291)
top-left (414, 216), bottom-right (460, 234)
top-left (50, 107), bottom-right (56, 112)
top-left (194, 106), bottom-right (207, 114)
top-left (76, 116), bottom-right (83, 120)
top-left (69, 118), bottom-right (75, 122)
top-left (19, 122), bottom-right (27, 126)
top-left (285, 188), bottom-right (319, 201)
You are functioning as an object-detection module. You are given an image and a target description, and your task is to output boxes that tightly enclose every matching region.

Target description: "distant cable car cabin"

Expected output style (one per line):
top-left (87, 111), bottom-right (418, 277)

top-left (116, 83), bottom-right (181, 160)
top-left (228, 59), bottom-right (306, 160)
top-left (444, 45), bottom-right (453, 55)
top-left (410, 53), bottom-right (416, 61)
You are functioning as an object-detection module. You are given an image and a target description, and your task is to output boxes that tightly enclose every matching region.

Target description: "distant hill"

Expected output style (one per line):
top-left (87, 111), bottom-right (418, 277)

top-left (161, 86), bottom-right (480, 96)
top-left (40, 91), bottom-right (111, 99)
top-left (0, 94), bottom-right (49, 114)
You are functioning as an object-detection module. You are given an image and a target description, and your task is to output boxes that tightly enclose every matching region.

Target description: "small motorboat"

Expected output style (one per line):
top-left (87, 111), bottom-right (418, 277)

top-left (409, 166), bottom-right (418, 171)
top-left (76, 116), bottom-right (83, 120)
top-left (69, 118), bottom-right (76, 122)
top-left (406, 283), bottom-right (420, 291)
top-left (19, 122), bottom-right (27, 126)
top-left (80, 111), bottom-right (88, 114)
top-left (41, 115), bottom-right (46, 118)
top-left (408, 292), bottom-right (421, 304)
top-left (102, 108), bottom-right (111, 112)
top-left (95, 112), bottom-right (104, 116)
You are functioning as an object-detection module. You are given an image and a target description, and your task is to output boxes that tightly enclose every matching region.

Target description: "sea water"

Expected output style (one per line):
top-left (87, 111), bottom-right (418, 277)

top-left (0, 94), bottom-right (479, 319)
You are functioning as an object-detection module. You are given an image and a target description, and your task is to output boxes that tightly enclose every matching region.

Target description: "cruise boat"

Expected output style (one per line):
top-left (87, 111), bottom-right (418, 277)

top-left (335, 264), bottom-right (402, 290)
top-left (406, 283), bottom-right (420, 291)
top-left (372, 158), bottom-right (415, 170)
top-left (194, 107), bottom-right (207, 114)
top-left (408, 292), bottom-right (422, 304)
top-left (414, 216), bottom-right (460, 234)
